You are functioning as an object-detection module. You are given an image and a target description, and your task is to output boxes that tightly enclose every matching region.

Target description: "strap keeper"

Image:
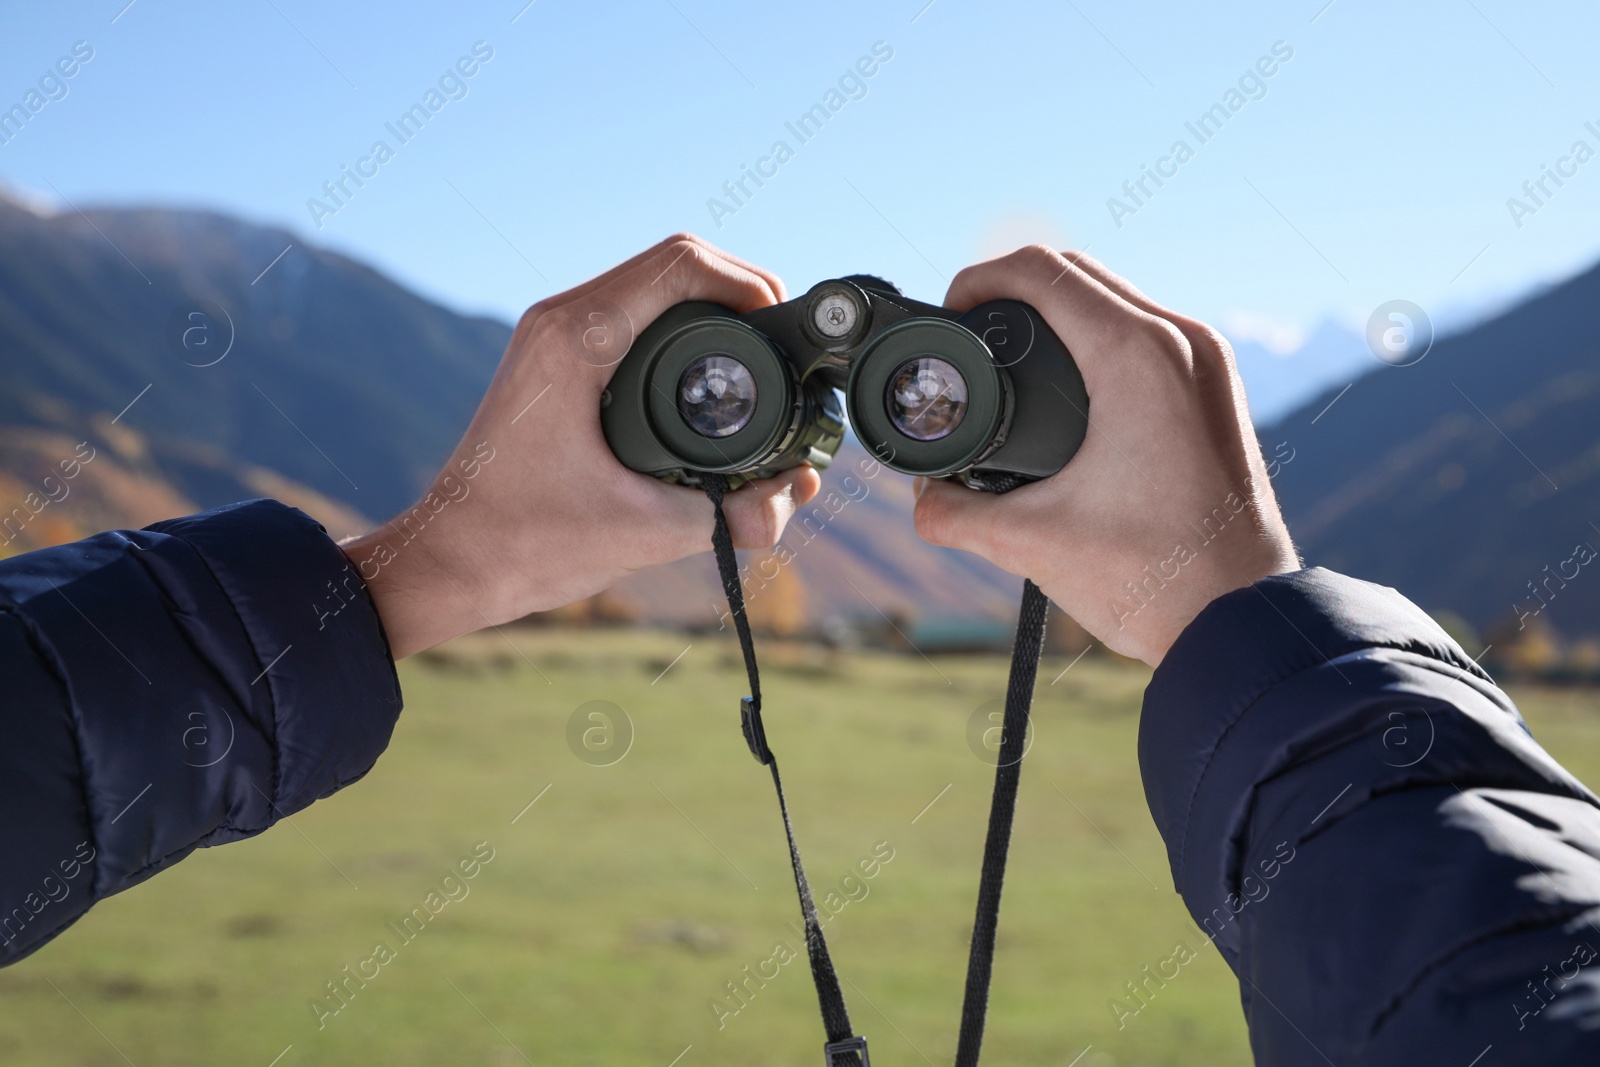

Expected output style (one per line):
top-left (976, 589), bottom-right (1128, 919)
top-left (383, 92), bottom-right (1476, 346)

top-left (740, 696), bottom-right (773, 765)
top-left (823, 1035), bottom-right (869, 1065)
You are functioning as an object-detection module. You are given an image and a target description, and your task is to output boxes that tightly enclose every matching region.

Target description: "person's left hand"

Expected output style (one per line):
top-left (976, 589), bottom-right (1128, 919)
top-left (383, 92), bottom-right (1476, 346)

top-left (341, 234), bottom-right (821, 658)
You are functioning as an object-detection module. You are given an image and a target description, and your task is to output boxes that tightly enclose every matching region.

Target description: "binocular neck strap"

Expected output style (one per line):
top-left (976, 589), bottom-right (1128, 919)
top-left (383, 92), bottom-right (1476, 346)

top-left (703, 473), bottom-right (864, 1067)
top-left (955, 575), bottom-right (1048, 1066)
top-left (701, 473), bottom-right (1049, 1067)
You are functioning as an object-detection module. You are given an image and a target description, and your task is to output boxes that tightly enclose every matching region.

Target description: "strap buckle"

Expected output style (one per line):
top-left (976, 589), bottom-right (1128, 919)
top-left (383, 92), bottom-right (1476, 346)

top-left (823, 1035), bottom-right (869, 1066)
top-left (740, 696), bottom-right (773, 765)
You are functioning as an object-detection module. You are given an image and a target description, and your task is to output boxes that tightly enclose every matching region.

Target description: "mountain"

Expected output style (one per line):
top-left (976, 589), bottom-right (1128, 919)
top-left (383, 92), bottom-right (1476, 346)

top-left (1265, 262), bottom-right (1600, 640)
top-left (8, 190), bottom-right (1595, 641)
top-left (0, 192), bottom-right (1031, 631)
top-left (1226, 320), bottom-right (1370, 425)
top-left (1221, 280), bottom-right (1568, 428)
top-left (0, 190), bottom-right (509, 537)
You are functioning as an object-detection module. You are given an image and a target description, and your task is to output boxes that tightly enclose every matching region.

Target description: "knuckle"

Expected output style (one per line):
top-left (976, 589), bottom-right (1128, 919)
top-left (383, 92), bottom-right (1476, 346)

top-left (1015, 243), bottom-right (1064, 275)
top-left (946, 263), bottom-right (978, 300)
top-left (1140, 314), bottom-right (1190, 357)
top-left (1190, 322), bottom-right (1237, 367)
top-left (663, 237), bottom-right (702, 264)
top-left (513, 300), bottom-right (553, 345)
top-left (1065, 249), bottom-right (1101, 273)
top-left (646, 240), bottom-right (713, 299)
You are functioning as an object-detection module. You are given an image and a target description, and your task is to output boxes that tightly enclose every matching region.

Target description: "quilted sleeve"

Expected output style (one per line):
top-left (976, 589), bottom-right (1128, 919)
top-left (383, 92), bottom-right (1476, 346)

top-left (0, 498), bottom-right (402, 966)
top-left (1140, 568), bottom-right (1600, 1065)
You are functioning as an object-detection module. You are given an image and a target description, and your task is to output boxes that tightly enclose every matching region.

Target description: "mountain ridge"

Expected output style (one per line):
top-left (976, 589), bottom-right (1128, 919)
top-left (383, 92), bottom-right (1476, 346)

top-left (1263, 258), bottom-right (1600, 638)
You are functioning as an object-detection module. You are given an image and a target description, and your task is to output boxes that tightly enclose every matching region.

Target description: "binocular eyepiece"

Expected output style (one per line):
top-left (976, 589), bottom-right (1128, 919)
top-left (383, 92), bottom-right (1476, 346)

top-left (601, 276), bottom-right (1088, 492)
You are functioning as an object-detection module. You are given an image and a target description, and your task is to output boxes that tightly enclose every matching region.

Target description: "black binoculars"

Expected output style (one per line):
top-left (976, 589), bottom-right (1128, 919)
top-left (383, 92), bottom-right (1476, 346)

top-left (600, 275), bottom-right (1088, 491)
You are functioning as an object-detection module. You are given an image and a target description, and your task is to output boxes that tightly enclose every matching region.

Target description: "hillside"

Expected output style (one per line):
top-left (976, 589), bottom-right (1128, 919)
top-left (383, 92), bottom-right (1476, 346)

top-left (1266, 261), bottom-right (1600, 638)
top-left (0, 190), bottom-right (510, 535)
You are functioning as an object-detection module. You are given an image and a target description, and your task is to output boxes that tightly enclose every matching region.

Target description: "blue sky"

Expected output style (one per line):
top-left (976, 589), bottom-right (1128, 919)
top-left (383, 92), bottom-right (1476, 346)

top-left (3, 0), bottom-right (1599, 366)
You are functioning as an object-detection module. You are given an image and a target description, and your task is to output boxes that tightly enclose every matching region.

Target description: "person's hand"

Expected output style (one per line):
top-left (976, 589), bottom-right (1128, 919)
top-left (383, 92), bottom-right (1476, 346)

top-left (912, 247), bottom-right (1300, 666)
top-left (341, 235), bottom-right (821, 659)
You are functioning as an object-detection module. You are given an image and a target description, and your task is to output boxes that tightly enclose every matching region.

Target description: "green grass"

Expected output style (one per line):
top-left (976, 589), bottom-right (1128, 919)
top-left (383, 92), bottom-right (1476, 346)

top-left (2, 628), bottom-right (1597, 1067)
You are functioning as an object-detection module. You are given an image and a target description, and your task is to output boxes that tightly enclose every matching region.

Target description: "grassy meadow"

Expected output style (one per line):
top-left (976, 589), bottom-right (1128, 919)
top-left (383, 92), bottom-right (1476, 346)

top-left (4, 627), bottom-right (1600, 1067)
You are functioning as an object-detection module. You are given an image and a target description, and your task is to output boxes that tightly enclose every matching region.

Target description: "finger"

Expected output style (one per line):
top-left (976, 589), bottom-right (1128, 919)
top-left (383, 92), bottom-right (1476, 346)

top-left (723, 465), bottom-right (822, 550)
top-left (1066, 253), bottom-right (1234, 370)
top-left (523, 238), bottom-right (784, 394)
top-left (510, 233), bottom-right (692, 336)
top-left (943, 245), bottom-right (1185, 391)
top-left (646, 465), bottom-right (822, 559)
top-left (626, 237), bottom-right (781, 312)
top-left (680, 235), bottom-right (787, 303)
top-left (589, 238), bottom-right (782, 348)
top-left (1067, 252), bottom-right (1262, 436)
top-left (1067, 254), bottom-right (1282, 499)
top-left (912, 476), bottom-right (1009, 555)
top-left (543, 233), bottom-right (767, 309)
top-left (510, 233), bottom-right (780, 347)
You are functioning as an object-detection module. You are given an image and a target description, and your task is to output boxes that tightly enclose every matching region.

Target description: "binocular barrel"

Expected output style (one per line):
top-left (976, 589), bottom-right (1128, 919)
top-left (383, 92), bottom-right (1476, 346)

top-left (601, 277), bottom-right (1088, 492)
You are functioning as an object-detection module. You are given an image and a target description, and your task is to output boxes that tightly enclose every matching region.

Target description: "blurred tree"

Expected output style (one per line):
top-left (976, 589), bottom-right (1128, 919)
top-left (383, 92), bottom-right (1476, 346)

top-left (1568, 638), bottom-right (1600, 681)
top-left (1484, 612), bottom-right (1564, 677)
top-left (1044, 609), bottom-right (1093, 658)
top-left (524, 588), bottom-right (640, 626)
top-left (747, 554), bottom-right (807, 637)
top-left (1430, 610), bottom-right (1482, 657)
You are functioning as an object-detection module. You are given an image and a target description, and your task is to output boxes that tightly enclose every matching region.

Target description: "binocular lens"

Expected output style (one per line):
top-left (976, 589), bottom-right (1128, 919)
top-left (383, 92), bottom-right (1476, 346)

top-left (886, 356), bottom-right (968, 442)
top-left (678, 354), bottom-right (757, 438)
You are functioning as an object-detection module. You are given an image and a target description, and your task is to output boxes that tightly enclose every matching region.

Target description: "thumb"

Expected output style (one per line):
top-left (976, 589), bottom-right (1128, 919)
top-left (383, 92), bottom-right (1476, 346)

top-left (721, 465), bottom-right (822, 550)
top-left (912, 476), bottom-right (999, 553)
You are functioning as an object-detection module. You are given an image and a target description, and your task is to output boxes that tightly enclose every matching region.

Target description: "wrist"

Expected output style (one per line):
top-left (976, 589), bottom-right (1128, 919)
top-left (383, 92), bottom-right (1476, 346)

top-left (1141, 549), bottom-right (1301, 666)
top-left (340, 516), bottom-right (488, 659)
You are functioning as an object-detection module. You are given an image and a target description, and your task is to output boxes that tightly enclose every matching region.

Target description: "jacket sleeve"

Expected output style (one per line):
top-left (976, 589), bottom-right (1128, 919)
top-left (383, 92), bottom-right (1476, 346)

top-left (1140, 567), bottom-right (1600, 1065)
top-left (0, 499), bottom-right (402, 966)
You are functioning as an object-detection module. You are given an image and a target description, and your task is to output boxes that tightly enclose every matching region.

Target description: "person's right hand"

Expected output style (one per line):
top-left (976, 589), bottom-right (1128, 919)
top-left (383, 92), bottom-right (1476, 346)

top-left (912, 247), bottom-right (1301, 666)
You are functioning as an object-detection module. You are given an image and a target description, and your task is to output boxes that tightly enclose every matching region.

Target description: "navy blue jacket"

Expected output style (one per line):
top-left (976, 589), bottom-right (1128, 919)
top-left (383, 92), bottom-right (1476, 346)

top-left (0, 500), bottom-right (400, 966)
top-left (4, 504), bottom-right (1599, 1062)
top-left (1144, 568), bottom-right (1600, 1062)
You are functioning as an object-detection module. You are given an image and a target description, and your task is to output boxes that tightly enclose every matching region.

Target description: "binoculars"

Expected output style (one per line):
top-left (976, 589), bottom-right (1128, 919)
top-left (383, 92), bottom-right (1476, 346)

top-left (600, 276), bottom-right (1088, 491)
